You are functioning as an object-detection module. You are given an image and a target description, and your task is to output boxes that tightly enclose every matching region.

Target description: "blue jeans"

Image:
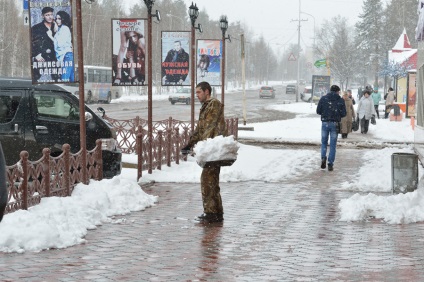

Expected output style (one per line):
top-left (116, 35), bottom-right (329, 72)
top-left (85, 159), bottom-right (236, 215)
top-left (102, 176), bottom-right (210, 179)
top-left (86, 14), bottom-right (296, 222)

top-left (61, 52), bottom-right (74, 82)
top-left (321, 122), bottom-right (338, 165)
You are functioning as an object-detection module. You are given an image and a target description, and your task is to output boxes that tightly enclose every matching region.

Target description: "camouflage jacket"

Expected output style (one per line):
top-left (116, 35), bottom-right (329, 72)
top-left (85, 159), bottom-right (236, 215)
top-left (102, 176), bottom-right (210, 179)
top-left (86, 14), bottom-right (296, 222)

top-left (188, 98), bottom-right (228, 147)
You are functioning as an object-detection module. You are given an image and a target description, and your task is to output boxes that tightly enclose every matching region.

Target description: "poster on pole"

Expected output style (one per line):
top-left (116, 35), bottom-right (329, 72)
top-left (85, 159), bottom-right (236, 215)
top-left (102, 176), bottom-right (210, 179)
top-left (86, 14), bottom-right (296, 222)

top-left (29, 0), bottom-right (75, 84)
top-left (406, 71), bottom-right (417, 118)
top-left (112, 19), bottom-right (147, 86)
top-left (161, 31), bottom-right (190, 86)
top-left (196, 39), bottom-right (222, 86)
top-left (311, 75), bottom-right (331, 100)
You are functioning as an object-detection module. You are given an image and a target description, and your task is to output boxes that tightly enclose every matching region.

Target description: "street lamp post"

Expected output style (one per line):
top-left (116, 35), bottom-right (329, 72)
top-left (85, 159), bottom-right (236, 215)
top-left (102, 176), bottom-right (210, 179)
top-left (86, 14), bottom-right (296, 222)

top-left (189, 2), bottom-right (202, 132)
top-left (143, 0), bottom-right (160, 174)
top-left (219, 15), bottom-right (230, 107)
top-left (76, 0), bottom-right (88, 183)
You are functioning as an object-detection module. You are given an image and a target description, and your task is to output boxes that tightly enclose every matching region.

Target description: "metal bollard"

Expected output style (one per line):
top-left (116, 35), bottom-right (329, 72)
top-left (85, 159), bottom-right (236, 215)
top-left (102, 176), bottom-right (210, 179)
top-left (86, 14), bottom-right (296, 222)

top-left (391, 153), bottom-right (418, 194)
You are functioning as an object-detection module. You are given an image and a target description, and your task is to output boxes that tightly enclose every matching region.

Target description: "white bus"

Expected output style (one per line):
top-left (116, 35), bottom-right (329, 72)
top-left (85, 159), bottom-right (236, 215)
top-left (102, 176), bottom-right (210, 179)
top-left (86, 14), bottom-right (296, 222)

top-left (59, 65), bottom-right (120, 104)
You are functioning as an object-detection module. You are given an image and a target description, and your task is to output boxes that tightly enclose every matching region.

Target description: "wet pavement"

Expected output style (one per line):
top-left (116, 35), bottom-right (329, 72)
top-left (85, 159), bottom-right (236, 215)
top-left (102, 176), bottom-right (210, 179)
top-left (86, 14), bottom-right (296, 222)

top-left (1, 147), bottom-right (424, 281)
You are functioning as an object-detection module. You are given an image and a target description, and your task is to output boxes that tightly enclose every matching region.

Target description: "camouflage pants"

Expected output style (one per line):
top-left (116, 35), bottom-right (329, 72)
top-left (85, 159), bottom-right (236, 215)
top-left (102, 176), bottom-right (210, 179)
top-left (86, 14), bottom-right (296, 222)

top-left (200, 166), bottom-right (223, 214)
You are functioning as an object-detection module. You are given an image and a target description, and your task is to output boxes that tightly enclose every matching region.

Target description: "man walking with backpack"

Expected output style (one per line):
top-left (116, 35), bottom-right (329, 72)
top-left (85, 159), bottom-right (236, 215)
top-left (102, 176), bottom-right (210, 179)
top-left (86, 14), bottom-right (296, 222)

top-left (316, 85), bottom-right (346, 171)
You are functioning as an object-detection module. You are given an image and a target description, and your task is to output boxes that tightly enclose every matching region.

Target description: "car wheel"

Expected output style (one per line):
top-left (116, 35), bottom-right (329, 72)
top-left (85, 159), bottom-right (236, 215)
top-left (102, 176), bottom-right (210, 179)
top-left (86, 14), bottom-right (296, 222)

top-left (308, 98), bottom-right (311, 102)
top-left (171, 101), bottom-right (175, 105)
top-left (186, 99), bottom-right (190, 105)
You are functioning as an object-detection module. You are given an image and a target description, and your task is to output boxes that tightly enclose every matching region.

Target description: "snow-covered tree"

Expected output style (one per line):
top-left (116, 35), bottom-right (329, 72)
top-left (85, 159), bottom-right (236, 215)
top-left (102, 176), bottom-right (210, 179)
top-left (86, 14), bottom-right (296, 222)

top-left (355, 0), bottom-right (384, 87)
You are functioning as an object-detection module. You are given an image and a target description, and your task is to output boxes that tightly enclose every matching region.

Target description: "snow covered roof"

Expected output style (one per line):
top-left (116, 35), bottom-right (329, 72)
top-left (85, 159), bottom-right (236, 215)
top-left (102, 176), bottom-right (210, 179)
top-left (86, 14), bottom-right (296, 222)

top-left (388, 49), bottom-right (417, 64)
top-left (392, 28), bottom-right (412, 51)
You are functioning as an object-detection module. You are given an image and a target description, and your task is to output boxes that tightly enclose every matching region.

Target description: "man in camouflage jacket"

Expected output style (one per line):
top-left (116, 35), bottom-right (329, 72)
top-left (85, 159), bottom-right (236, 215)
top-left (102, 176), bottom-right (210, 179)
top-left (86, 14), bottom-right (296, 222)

top-left (183, 81), bottom-right (227, 223)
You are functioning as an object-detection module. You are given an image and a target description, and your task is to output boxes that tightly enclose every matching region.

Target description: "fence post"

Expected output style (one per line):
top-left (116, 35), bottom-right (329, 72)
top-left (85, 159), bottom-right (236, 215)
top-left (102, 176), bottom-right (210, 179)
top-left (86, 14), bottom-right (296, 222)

top-left (157, 130), bottom-right (163, 170)
top-left (42, 148), bottom-right (51, 197)
top-left (95, 139), bottom-right (103, 181)
top-left (137, 128), bottom-right (143, 181)
top-left (167, 128), bottom-right (172, 167)
top-left (62, 144), bottom-right (71, 196)
top-left (175, 129), bottom-right (180, 165)
top-left (235, 118), bottom-right (239, 140)
top-left (20, 151), bottom-right (28, 210)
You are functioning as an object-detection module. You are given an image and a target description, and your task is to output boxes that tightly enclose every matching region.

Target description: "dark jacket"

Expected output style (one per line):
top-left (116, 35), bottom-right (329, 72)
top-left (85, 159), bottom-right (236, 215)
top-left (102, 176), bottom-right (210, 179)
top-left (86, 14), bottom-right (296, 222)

top-left (31, 21), bottom-right (56, 62)
top-left (161, 48), bottom-right (190, 83)
top-left (316, 91), bottom-right (347, 122)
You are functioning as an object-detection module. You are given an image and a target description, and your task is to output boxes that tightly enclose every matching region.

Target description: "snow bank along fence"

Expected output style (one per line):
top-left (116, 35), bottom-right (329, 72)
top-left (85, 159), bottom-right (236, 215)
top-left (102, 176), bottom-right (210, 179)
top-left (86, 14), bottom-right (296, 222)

top-left (5, 142), bottom-right (103, 215)
top-left (103, 115), bottom-right (239, 179)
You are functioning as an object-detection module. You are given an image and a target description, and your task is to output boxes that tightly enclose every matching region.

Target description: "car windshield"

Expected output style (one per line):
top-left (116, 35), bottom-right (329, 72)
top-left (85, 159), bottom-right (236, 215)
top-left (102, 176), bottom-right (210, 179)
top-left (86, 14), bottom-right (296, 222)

top-left (261, 87), bottom-right (272, 90)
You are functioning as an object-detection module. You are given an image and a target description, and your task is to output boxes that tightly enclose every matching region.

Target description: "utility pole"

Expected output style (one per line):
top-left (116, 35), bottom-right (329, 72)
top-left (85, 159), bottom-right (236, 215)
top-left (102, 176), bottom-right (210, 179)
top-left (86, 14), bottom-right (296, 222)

top-left (292, 0), bottom-right (307, 102)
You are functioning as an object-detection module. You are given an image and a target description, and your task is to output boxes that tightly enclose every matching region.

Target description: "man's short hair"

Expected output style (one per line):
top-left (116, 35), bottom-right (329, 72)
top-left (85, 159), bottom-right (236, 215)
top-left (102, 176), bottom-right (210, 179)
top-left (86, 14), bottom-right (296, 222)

top-left (196, 81), bottom-right (212, 95)
top-left (42, 7), bottom-right (54, 15)
top-left (330, 85), bottom-right (340, 92)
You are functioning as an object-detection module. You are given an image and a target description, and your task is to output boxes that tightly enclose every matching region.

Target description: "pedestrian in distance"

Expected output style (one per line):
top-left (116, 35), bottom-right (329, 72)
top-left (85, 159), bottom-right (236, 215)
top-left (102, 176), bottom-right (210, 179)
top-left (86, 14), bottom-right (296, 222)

top-left (347, 89), bottom-right (356, 105)
top-left (316, 85), bottom-right (347, 171)
top-left (341, 91), bottom-right (355, 139)
top-left (181, 81), bottom-right (228, 223)
top-left (371, 87), bottom-right (381, 119)
top-left (385, 87), bottom-right (396, 119)
top-left (357, 90), bottom-right (376, 134)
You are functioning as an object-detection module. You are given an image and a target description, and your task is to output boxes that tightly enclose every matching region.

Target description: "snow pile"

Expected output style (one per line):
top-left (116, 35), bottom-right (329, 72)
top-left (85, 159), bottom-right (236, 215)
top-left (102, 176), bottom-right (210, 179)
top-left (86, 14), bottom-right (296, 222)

top-left (0, 177), bottom-right (158, 253)
top-left (193, 135), bottom-right (239, 164)
top-left (338, 187), bottom-right (424, 224)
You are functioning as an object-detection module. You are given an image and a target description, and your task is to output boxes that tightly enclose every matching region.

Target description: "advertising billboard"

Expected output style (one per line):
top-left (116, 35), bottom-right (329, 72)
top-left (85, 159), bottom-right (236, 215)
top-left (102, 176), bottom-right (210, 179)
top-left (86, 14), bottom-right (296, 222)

top-left (112, 19), bottom-right (147, 86)
top-left (196, 39), bottom-right (222, 86)
top-left (311, 75), bottom-right (331, 100)
top-left (29, 0), bottom-right (75, 84)
top-left (161, 31), bottom-right (190, 86)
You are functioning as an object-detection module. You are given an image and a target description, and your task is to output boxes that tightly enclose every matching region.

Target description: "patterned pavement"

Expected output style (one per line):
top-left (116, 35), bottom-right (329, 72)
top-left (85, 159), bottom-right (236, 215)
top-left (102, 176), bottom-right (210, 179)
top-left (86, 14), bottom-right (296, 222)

top-left (1, 148), bottom-right (424, 281)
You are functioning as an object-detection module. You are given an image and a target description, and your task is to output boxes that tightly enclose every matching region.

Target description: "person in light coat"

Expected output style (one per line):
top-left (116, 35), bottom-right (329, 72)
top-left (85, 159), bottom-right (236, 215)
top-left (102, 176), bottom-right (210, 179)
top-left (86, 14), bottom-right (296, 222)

top-left (357, 90), bottom-right (376, 134)
top-left (341, 92), bottom-right (355, 139)
top-left (385, 87), bottom-right (396, 119)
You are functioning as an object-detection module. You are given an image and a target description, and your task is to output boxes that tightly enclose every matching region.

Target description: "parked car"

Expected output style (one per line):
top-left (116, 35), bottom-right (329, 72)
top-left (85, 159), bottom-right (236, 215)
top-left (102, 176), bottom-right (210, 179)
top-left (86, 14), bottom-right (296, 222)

top-left (300, 86), bottom-right (313, 102)
top-left (0, 77), bottom-right (122, 178)
top-left (168, 88), bottom-right (191, 105)
top-left (286, 84), bottom-right (296, 94)
top-left (259, 86), bottom-right (276, 99)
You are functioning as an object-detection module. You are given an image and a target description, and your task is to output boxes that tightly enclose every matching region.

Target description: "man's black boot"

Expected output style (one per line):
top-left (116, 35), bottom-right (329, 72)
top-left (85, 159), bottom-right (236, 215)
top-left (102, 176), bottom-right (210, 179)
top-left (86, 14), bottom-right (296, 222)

top-left (321, 157), bottom-right (327, 169)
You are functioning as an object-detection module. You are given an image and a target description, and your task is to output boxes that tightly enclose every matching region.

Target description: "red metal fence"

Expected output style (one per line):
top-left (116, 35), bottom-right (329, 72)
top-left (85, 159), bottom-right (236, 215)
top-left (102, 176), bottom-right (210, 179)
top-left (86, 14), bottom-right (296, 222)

top-left (3, 117), bottom-right (238, 214)
top-left (5, 141), bottom-right (103, 215)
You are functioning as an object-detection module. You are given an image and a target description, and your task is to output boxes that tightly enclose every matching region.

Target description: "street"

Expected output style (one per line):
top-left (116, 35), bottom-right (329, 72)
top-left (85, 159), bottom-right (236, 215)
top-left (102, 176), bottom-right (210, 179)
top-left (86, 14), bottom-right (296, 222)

top-left (89, 84), bottom-right (306, 123)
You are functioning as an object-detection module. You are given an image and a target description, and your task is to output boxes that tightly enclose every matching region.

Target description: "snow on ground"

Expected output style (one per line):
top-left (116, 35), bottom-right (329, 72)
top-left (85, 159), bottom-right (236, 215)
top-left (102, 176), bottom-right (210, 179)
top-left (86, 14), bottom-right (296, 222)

top-left (0, 83), bottom-right (422, 253)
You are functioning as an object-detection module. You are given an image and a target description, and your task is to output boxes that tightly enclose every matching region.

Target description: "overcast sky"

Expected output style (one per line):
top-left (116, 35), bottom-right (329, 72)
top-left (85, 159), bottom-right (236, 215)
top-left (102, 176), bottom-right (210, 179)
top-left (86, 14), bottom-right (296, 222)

top-left (124, 0), bottom-right (390, 52)
top-left (181, 0), bottom-right (391, 50)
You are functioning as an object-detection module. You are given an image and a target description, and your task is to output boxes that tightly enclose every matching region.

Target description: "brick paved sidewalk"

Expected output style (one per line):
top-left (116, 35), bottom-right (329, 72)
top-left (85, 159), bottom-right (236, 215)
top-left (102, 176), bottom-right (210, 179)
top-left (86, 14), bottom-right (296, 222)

top-left (1, 148), bottom-right (424, 281)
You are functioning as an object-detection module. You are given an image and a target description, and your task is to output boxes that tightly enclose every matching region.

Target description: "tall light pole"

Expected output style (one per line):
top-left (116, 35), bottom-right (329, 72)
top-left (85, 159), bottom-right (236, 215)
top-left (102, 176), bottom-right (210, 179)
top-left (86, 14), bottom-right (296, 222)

top-left (296, 0), bottom-right (301, 102)
top-left (189, 2), bottom-right (202, 132)
top-left (219, 15), bottom-right (230, 107)
top-left (143, 0), bottom-right (161, 174)
top-left (76, 0), bottom-right (88, 183)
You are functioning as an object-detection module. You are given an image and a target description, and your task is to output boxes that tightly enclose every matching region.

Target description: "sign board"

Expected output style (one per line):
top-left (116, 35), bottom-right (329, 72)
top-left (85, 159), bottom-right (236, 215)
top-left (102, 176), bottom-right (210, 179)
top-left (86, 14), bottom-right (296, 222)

top-left (23, 0), bottom-right (29, 10)
top-left (288, 53), bottom-right (296, 61)
top-left (311, 75), bottom-right (331, 100)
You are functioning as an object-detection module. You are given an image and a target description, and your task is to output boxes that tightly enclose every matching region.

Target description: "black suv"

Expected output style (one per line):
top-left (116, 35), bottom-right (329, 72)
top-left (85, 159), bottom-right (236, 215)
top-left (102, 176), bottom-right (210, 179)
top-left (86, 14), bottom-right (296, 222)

top-left (0, 77), bottom-right (121, 178)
